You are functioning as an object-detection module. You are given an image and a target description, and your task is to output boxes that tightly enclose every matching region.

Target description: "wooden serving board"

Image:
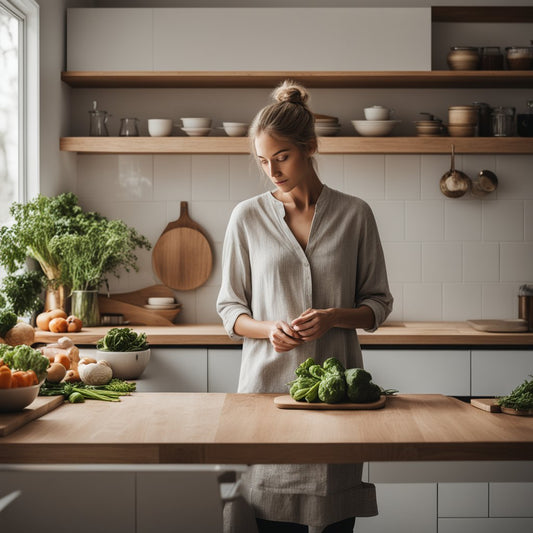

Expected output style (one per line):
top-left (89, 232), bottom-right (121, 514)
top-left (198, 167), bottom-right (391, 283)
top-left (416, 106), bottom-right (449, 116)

top-left (466, 319), bottom-right (528, 333)
top-left (274, 395), bottom-right (386, 410)
top-left (470, 398), bottom-right (533, 416)
top-left (0, 396), bottom-right (64, 437)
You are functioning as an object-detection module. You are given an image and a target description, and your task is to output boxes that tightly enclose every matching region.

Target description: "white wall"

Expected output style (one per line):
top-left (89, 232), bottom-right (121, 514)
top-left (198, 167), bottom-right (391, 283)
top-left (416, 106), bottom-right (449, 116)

top-left (39, 2), bottom-right (533, 325)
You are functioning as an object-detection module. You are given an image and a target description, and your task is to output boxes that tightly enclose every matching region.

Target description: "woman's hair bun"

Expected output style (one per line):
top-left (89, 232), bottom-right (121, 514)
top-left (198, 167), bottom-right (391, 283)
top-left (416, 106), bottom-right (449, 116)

top-left (272, 80), bottom-right (309, 106)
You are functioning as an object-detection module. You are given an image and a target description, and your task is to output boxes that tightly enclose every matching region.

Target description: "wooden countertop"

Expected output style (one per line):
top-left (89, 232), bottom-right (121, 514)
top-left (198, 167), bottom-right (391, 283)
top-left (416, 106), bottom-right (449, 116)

top-left (33, 322), bottom-right (533, 346)
top-left (1, 393), bottom-right (531, 464)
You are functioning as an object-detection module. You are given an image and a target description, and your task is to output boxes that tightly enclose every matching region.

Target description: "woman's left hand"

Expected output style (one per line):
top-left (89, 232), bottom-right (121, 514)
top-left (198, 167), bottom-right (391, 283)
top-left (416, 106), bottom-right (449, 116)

top-left (290, 308), bottom-right (335, 342)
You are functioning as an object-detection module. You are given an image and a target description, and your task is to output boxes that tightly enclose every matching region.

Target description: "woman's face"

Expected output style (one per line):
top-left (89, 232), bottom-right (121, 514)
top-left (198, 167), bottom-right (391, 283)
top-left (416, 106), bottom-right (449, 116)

top-left (254, 132), bottom-right (315, 192)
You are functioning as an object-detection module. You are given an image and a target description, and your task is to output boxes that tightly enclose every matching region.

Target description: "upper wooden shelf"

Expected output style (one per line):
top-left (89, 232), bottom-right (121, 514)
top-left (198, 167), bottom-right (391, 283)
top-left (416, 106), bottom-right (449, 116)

top-left (60, 137), bottom-right (533, 155)
top-left (61, 70), bottom-right (533, 89)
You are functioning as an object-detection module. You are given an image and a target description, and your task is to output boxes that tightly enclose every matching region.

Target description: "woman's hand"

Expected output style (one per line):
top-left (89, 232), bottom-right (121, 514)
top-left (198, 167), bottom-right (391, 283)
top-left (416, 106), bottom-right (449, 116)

top-left (268, 320), bottom-right (305, 353)
top-left (290, 308), bottom-right (336, 342)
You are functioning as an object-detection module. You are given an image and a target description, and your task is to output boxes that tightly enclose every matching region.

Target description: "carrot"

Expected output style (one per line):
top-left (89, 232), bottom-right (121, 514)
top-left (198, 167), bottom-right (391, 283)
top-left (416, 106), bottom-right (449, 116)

top-left (11, 370), bottom-right (37, 388)
top-left (0, 365), bottom-right (12, 389)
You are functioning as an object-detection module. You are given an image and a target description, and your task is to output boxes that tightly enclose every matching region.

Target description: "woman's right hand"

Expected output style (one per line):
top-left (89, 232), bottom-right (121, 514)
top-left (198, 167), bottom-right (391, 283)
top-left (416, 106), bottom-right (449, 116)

top-left (268, 321), bottom-right (305, 353)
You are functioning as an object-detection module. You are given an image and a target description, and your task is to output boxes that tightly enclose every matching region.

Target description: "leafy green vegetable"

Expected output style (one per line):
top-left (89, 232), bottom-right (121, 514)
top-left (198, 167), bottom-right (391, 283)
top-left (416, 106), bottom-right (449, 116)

top-left (0, 309), bottom-right (18, 337)
top-left (318, 374), bottom-right (346, 403)
top-left (40, 379), bottom-right (135, 402)
top-left (96, 327), bottom-right (148, 352)
top-left (323, 357), bottom-right (345, 376)
top-left (0, 193), bottom-right (151, 292)
top-left (0, 270), bottom-right (45, 317)
top-left (295, 357), bottom-right (316, 378)
top-left (497, 376), bottom-right (533, 411)
top-left (0, 344), bottom-right (50, 381)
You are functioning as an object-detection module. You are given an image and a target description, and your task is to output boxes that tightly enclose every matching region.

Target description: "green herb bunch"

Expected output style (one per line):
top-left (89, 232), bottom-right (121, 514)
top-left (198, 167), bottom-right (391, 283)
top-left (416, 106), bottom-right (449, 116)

top-left (96, 327), bottom-right (149, 352)
top-left (0, 270), bottom-right (45, 316)
top-left (497, 375), bottom-right (533, 411)
top-left (0, 193), bottom-right (151, 292)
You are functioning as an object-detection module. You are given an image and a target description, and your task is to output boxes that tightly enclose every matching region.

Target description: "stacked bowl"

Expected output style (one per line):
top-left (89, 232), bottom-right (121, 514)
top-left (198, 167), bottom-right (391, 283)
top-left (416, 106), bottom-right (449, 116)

top-left (448, 106), bottom-right (478, 137)
top-left (314, 115), bottom-right (341, 136)
top-left (352, 105), bottom-right (400, 137)
top-left (180, 117), bottom-right (212, 137)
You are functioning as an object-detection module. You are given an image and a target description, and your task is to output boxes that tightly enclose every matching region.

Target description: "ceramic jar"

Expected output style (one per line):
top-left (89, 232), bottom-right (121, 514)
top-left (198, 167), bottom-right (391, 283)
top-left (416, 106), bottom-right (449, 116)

top-left (447, 46), bottom-right (480, 70)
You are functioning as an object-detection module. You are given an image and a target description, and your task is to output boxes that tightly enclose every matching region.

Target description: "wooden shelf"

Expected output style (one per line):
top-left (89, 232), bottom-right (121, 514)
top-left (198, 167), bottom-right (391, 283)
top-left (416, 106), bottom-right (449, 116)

top-left (61, 70), bottom-right (533, 89)
top-left (60, 137), bottom-right (533, 155)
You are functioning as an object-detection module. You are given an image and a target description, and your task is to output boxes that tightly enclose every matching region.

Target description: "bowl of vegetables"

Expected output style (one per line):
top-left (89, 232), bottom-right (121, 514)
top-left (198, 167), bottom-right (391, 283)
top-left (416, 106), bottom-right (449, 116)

top-left (95, 327), bottom-right (150, 379)
top-left (0, 344), bottom-right (50, 411)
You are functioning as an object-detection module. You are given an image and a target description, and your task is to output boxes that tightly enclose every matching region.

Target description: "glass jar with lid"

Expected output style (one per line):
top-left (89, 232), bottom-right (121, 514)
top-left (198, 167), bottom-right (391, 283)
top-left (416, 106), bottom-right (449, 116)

top-left (505, 46), bottom-right (533, 70)
top-left (480, 46), bottom-right (504, 70)
top-left (447, 46), bottom-right (480, 70)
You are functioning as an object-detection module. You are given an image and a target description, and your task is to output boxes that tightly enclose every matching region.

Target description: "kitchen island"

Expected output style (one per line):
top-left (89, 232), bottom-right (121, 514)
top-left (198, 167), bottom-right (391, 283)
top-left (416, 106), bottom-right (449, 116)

top-left (1, 393), bottom-right (531, 465)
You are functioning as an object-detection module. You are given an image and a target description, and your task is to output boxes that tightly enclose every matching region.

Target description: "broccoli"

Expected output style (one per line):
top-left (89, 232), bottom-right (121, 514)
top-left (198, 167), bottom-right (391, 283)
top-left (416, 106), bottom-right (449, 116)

top-left (309, 364), bottom-right (326, 380)
top-left (294, 357), bottom-right (316, 378)
top-left (0, 309), bottom-right (18, 338)
top-left (345, 368), bottom-right (382, 403)
top-left (323, 357), bottom-right (345, 376)
top-left (289, 376), bottom-right (320, 401)
top-left (4, 344), bottom-right (50, 381)
top-left (318, 374), bottom-right (347, 403)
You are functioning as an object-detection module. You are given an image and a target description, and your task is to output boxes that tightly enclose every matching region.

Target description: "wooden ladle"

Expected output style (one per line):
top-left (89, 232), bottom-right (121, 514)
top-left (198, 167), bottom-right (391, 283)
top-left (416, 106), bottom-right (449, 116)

top-left (440, 144), bottom-right (472, 198)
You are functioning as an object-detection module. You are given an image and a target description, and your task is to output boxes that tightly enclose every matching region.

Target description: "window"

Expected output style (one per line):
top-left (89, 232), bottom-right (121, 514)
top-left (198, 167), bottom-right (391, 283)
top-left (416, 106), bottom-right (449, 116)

top-left (0, 0), bottom-right (38, 225)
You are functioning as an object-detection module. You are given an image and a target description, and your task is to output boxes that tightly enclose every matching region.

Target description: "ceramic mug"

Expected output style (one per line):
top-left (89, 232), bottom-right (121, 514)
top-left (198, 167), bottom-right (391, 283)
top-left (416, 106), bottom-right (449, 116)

top-left (148, 118), bottom-right (173, 137)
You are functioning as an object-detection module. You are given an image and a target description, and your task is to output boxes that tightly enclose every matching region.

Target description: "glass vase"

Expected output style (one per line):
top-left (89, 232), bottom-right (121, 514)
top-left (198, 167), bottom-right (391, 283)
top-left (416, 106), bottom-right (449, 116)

top-left (71, 290), bottom-right (100, 326)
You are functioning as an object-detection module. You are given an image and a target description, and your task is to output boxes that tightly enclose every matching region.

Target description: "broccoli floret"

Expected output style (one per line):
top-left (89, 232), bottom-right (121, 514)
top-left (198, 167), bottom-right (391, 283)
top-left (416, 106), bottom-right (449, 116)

top-left (11, 344), bottom-right (50, 381)
top-left (308, 364), bottom-right (326, 380)
top-left (345, 368), bottom-right (379, 403)
top-left (289, 376), bottom-right (320, 401)
top-left (0, 309), bottom-right (18, 338)
top-left (318, 374), bottom-right (347, 403)
top-left (323, 357), bottom-right (345, 376)
top-left (294, 357), bottom-right (316, 378)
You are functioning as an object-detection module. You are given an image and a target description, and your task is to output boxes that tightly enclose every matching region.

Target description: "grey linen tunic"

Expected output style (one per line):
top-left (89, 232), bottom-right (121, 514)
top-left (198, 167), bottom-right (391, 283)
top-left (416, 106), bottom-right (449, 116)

top-left (217, 185), bottom-right (393, 528)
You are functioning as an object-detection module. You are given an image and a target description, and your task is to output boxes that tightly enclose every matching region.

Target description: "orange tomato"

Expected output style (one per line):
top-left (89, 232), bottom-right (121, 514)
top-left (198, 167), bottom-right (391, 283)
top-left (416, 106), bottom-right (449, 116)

top-left (11, 370), bottom-right (38, 388)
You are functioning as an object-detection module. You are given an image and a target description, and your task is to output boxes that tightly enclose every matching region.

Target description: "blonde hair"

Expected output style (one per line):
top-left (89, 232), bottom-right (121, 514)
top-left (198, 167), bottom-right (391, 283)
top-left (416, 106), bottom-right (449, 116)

top-left (249, 80), bottom-right (316, 156)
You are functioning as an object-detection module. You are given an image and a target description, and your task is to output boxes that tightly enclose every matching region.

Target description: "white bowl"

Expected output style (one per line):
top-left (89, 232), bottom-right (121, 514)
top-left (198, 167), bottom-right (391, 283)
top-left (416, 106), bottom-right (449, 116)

top-left (181, 117), bottom-right (212, 128)
top-left (364, 106), bottom-right (391, 121)
top-left (147, 297), bottom-right (175, 305)
top-left (352, 120), bottom-right (400, 137)
top-left (148, 119), bottom-right (173, 137)
top-left (181, 127), bottom-right (211, 137)
top-left (0, 382), bottom-right (41, 412)
top-left (221, 124), bottom-right (249, 137)
top-left (95, 349), bottom-right (151, 380)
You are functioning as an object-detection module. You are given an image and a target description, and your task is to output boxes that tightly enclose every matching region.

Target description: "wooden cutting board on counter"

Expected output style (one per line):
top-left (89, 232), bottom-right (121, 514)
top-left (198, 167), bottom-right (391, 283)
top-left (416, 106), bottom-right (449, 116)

top-left (274, 395), bottom-right (387, 410)
top-left (470, 398), bottom-right (533, 416)
top-left (0, 396), bottom-right (64, 437)
top-left (152, 202), bottom-right (213, 291)
top-left (466, 319), bottom-right (528, 333)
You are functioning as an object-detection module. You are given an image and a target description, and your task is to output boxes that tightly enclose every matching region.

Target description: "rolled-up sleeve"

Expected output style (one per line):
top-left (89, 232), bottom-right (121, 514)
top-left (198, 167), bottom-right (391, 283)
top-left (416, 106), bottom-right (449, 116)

top-left (216, 205), bottom-right (252, 340)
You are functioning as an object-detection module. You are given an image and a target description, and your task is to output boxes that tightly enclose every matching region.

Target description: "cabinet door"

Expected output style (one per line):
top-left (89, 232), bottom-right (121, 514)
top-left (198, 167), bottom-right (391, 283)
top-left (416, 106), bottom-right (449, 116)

top-left (362, 349), bottom-right (470, 395)
top-left (0, 468), bottom-right (135, 533)
top-left (207, 348), bottom-right (242, 393)
top-left (134, 348), bottom-right (207, 393)
top-left (471, 350), bottom-right (533, 397)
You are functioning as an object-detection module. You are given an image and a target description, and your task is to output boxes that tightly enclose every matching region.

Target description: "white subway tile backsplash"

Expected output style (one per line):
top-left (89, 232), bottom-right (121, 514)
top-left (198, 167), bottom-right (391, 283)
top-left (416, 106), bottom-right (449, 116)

top-left (482, 200), bottom-right (524, 241)
top-left (343, 154), bottom-right (385, 199)
top-left (404, 283), bottom-right (442, 321)
top-left (482, 283), bottom-right (521, 319)
top-left (369, 201), bottom-right (405, 242)
top-left (463, 242), bottom-right (500, 282)
top-left (445, 200), bottom-right (482, 241)
top-left (153, 155), bottom-right (192, 201)
top-left (421, 154), bottom-right (450, 200)
top-left (316, 154), bottom-right (344, 191)
top-left (229, 155), bottom-right (269, 201)
top-left (386, 282), bottom-right (403, 321)
top-left (385, 155), bottom-right (420, 200)
top-left (495, 155), bottom-right (533, 200)
top-left (500, 242), bottom-right (533, 282)
top-left (196, 284), bottom-right (223, 324)
top-left (525, 200), bottom-right (533, 241)
top-left (443, 283), bottom-right (482, 321)
top-left (192, 201), bottom-right (237, 244)
top-left (422, 242), bottom-right (462, 282)
top-left (383, 242), bottom-right (421, 283)
top-left (191, 155), bottom-right (230, 201)
top-left (405, 200), bottom-right (444, 241)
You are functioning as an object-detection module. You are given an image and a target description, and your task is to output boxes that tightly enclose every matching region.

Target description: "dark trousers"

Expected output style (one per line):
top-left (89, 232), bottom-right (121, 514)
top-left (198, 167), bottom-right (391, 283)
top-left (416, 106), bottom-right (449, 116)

top-left (256, 516), bottom-right (356, 533)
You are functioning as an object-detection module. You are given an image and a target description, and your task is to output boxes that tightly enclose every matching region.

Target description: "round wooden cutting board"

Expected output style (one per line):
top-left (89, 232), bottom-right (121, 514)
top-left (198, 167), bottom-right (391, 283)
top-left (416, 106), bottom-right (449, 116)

top-left (273, 395), bottom-right (387, 410)
top-left (152, 202), bottom-right (213, 291)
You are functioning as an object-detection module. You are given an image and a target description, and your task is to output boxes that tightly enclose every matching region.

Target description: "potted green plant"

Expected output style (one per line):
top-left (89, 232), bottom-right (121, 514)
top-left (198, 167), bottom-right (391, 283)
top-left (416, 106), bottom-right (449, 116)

top-left (0, 193), bottom-right (151, 325)
top-left (94, 327), bottom-right (150, 379)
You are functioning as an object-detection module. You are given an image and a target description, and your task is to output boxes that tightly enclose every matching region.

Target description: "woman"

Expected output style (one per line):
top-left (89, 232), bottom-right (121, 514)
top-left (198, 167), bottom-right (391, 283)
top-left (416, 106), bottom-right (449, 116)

top-left (217, 81), bottom-right (393, 533)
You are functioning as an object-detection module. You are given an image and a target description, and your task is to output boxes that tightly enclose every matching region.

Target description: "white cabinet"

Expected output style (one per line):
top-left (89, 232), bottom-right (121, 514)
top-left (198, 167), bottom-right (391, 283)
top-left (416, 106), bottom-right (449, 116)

top-left (471, 349), bottom-right (533, 397)
top-left (362, 349), bottom-right (470, 395)
top-left (67, 8), bottom-right (430, 72)
top-left (357, 483), bottom-right (437, 533)
top-left (0, 468), bottom-right (136, 533)
top-left (438, 483), bottom-right (489, 518)
top-left (207, 348), bottom-right (242, 393)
